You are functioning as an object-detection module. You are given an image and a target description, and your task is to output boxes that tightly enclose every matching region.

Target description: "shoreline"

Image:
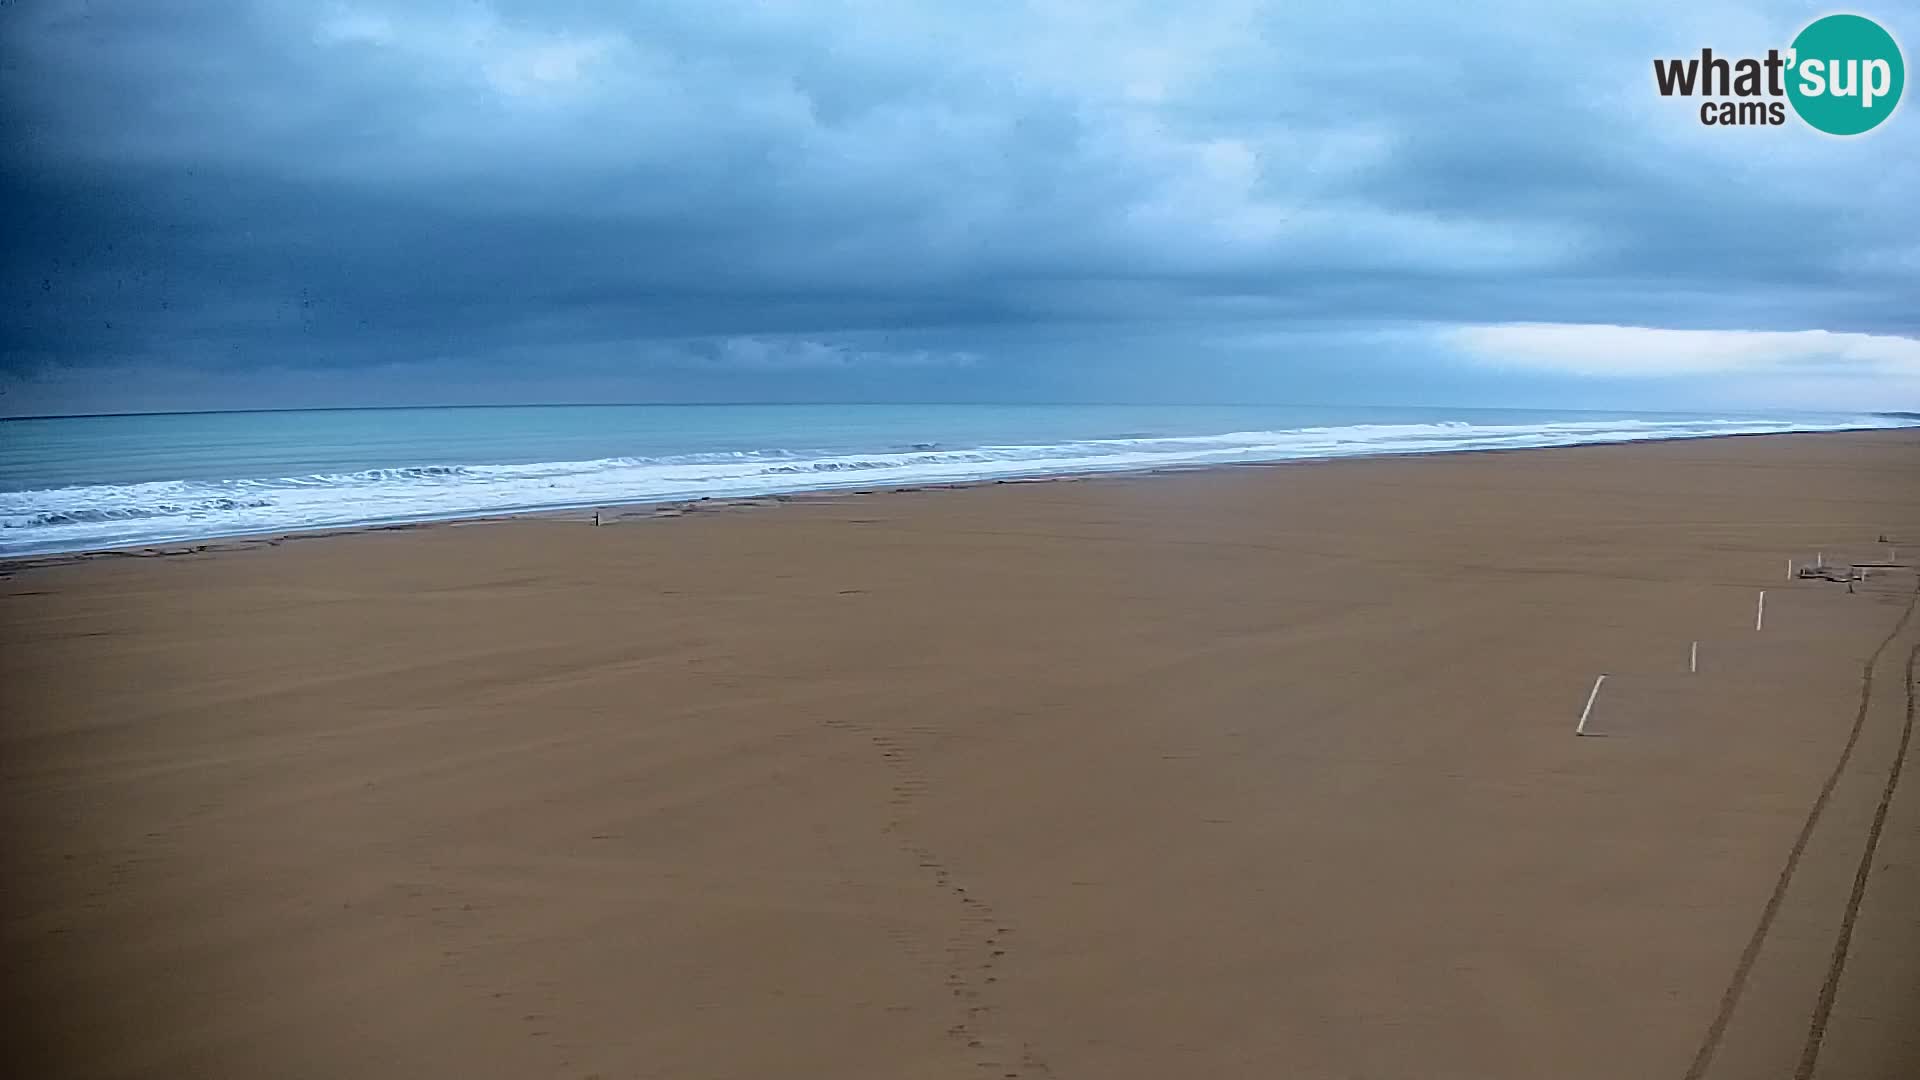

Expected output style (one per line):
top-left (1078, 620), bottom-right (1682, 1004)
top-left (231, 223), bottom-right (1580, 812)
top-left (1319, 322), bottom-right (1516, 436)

top-left (5, 426), bottom-right (1919, 1077)
top-left (4, 424), bottom-right (1909, 573)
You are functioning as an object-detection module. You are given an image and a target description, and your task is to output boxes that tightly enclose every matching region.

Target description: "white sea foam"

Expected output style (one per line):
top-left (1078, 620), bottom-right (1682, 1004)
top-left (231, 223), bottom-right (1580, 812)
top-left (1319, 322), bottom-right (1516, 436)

top-left (1, 415), bottom-right (1908, 556)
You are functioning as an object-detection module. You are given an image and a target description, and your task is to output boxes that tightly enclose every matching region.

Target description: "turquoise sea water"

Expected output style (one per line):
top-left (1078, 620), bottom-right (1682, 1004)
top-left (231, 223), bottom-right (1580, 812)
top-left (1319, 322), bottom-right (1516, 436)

top-left (1, 403), bottom-right (1910, 556)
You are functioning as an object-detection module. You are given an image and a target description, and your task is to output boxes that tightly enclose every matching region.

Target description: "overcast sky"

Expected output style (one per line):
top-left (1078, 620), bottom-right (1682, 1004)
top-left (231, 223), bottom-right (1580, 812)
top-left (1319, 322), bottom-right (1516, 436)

top-left (2, 1), bottom-right (1916, 416)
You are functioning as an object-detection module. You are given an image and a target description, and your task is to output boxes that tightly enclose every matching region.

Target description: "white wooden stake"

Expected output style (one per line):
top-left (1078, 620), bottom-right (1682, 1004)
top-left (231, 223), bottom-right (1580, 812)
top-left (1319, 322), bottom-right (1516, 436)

top-left (1575, 674), bottom-right (1609, 736)
top-left (1690, 641), bottom-right (1698, 674)
top-left (1816, 551), bottom-right (1824, 569)
top-left (1756, 590), bottom-right (1767, 631)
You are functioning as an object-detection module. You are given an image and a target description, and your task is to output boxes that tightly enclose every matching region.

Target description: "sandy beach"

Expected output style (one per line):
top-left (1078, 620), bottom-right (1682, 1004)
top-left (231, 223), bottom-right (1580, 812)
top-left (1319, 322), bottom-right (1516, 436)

top-left (3, 428), bottom-right (1918, 1080)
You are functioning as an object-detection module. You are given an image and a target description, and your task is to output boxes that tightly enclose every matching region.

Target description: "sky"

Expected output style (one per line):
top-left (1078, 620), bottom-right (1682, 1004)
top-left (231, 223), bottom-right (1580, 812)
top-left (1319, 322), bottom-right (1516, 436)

top-left (2, 0), bottom-right (1916, 416)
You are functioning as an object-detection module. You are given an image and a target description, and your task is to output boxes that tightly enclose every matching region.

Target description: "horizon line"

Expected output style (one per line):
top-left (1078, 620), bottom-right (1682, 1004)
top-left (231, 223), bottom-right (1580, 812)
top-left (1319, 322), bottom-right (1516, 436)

top-left (3, 401), bottom-right (1907, 423)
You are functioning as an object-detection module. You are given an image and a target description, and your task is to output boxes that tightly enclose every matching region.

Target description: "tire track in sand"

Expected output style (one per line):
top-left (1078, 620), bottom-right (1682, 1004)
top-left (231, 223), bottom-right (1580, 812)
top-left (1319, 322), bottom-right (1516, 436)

top-left (1793, 640), bottom-right (1920, 1079)
top-left (1683, 577), bottom-right (1918, 1080)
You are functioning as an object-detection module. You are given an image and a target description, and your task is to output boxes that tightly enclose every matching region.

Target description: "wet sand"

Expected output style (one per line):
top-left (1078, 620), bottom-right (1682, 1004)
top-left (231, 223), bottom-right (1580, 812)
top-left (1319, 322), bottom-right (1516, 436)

top-left (4, 429), bottom-right (1919, 1079)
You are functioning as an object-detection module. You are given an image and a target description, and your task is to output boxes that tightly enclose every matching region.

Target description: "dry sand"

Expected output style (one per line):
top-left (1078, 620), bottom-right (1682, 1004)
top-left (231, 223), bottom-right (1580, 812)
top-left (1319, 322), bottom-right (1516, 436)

top-left (3, 429), bottom-right (1919, 1079)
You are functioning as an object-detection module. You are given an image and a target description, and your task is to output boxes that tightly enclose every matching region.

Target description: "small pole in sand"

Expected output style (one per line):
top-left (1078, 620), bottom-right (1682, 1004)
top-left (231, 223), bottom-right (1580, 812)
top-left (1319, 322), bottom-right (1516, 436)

top-left (1816, 551), bottom-right (1824, 569)
top-left (594, 509), bottom-right (602, 527)
top-left (1690, 641), bottom-right (1699, 674)
top-left (1575, 675), bottom-right (1609, 736)
top-left (1787, 557), bottom-right (1794, 581)
top-left (1756, 590), bottom-right (1767, 631)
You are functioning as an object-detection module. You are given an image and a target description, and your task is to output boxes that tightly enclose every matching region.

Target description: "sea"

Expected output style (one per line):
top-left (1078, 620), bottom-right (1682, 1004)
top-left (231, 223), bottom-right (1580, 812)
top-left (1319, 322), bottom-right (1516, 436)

top-left (1, 403), bottom-right (1912, 557)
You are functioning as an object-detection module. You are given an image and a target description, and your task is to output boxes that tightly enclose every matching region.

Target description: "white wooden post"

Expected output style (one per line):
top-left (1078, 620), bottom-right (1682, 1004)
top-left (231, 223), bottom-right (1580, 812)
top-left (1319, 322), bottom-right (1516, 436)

top-left (1575, 675), bottom-right (1609, 736)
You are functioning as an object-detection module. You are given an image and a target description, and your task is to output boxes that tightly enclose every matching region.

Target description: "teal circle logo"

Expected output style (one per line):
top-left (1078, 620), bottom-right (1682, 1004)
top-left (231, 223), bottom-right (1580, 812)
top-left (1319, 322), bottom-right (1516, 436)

top-left (1787, 14), bottom-right (1905, 135)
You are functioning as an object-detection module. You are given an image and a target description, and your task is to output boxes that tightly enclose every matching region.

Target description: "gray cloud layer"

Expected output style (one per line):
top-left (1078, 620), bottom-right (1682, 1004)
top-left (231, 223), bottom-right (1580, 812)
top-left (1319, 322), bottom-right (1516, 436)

top-left (3, 1), bottom-right (1916, 413)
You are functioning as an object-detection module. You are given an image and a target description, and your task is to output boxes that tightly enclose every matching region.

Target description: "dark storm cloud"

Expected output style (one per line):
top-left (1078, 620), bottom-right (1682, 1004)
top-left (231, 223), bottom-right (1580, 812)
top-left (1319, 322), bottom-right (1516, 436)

top-left (2, 0), bottom-right (1916, 413)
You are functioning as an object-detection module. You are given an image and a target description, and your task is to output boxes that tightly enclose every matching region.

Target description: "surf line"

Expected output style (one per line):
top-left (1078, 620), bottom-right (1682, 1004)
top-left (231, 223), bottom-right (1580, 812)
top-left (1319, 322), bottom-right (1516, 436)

top-left (1681, 577), bottom-right (1918, 1080)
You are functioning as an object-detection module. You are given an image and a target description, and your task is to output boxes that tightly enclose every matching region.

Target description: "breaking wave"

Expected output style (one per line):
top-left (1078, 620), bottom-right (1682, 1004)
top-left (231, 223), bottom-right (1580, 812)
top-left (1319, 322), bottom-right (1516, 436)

top-left (2, 414), bottom-right (1909, 556)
